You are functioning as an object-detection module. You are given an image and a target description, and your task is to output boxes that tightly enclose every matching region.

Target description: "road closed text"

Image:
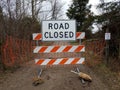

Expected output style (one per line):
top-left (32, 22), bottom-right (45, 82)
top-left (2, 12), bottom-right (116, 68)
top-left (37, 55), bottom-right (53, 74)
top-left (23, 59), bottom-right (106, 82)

top-left (44, 31), bottom-right (74, 39)
top-left (48, 23), bottom-right (69, 30)
top-left (42, 20), bottom-right (76, 41)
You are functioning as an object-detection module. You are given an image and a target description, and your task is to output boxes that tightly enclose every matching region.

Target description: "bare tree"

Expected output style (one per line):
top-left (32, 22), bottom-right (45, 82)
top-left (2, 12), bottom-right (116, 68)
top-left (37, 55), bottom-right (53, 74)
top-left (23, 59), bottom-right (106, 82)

top-left (39, 0), bottom-right (64, 20)
top-left (31, 0), bottom-right (35, 19)
top-left (7, 0), bottom-right (12, 19)
top-left (49, 0), bottom-right (64, 19)
top-left (31, 0), bottom-right (44, 19)
top-left (16, 0), bottom-right (21, 19)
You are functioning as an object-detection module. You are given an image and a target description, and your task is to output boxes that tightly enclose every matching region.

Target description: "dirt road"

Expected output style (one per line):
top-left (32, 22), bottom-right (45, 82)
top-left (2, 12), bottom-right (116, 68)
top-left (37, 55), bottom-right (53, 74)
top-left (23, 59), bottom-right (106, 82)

top-left (0, 41), bottom-right (109, 90)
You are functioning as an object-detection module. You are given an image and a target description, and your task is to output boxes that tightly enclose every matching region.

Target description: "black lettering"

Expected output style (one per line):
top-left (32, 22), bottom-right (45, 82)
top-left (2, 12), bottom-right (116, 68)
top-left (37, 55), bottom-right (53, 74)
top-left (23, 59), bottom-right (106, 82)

top-left (54, 32), bottom-right (58, 38)
top-left (48, 23), bottom-right (53, 29)
top-left (49, 32), bottom-right (53, 38)
top-left (59, 23), bottom-right (64, 29)
top-left (65, 23), bottom-right (69, 29)
top-left (59, 32), bottom-right (63, 38)
top-left (64, 31), bottom-right (68, 38)
top-left (44, 32), bottom-right (48, 38)
top-left (69, 31), bottom-right (74, 38)
top-left (54, 23), bottom-right (58, 29)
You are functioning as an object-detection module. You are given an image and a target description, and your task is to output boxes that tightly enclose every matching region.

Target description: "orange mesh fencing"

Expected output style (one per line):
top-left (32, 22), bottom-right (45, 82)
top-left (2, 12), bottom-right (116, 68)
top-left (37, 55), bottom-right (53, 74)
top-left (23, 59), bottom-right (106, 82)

top-left (1, 36), bottom-right (37, 67)
top-left (84, 39), bottom-right (106, 56)
top-left (1, 37), bottom-right (106, 67)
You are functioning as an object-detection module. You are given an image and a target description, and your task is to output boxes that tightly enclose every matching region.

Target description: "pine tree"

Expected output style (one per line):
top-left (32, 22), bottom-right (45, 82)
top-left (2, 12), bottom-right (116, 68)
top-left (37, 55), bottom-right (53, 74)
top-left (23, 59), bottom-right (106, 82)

top-left (95, 1), bottom-right (120, 58)
top-left (66, 0), bottom-right (90, 31)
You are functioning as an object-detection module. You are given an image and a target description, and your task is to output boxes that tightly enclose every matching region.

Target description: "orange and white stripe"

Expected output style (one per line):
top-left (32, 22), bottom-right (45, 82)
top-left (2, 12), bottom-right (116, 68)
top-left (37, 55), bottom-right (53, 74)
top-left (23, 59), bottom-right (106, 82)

top-left (33, 33), bottom-right (42, 40)
top-left (76, 32), bottom-right (85, 39)
top-left (35, 58), bottom-right (85, 65)
top-left (33, 45), bottom-right (85, 53)
top-left (33, 32), bottom-right (85, 40)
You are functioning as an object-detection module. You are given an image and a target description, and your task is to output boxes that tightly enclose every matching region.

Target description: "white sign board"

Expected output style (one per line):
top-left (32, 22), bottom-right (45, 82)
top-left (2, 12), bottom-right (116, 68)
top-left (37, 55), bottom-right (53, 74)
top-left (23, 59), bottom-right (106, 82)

top-left (42, 20), bottom-right (76, 41)
top-left (105, 33), bottom-right (111, 40)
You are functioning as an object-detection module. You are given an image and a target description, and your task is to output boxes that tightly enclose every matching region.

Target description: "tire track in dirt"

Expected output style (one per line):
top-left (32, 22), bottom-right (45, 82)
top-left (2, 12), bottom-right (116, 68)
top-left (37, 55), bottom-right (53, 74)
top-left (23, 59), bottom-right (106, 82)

top-left (0, 41), bottom-right (109, 90)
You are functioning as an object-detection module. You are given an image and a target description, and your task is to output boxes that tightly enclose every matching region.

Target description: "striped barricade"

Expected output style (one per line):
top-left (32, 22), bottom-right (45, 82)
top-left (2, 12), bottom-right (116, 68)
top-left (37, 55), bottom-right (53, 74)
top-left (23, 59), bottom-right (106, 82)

top-left (33, 32), bottom-right (85, 40)
top-left (32, 32), bottom-right (85, 65)
top-left (33, 45), bottom-right (85, 53)
top-left (35, 58), bottom-right (85, 65)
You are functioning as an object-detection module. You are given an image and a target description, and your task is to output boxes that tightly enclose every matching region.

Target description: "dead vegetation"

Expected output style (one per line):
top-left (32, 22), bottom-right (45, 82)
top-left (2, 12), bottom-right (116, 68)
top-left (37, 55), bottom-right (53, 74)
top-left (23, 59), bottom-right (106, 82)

top-left (85, 50), bottom-right (120, 90)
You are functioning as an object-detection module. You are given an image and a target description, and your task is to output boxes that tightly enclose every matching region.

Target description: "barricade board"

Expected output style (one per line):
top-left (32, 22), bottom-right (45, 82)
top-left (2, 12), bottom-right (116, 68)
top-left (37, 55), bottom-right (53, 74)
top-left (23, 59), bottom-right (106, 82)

top-left (35, 58), bottom-right (85, 65)
top-left (33, 32), bottom-right (85, 40)
top-left (33, 45), bottom-right (85, 53)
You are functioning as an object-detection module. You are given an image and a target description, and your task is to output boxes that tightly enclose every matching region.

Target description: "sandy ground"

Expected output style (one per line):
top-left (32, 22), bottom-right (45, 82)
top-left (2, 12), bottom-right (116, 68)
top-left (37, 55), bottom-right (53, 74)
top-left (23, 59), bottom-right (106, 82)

top-left (0, 41), bottom-right (110, 90)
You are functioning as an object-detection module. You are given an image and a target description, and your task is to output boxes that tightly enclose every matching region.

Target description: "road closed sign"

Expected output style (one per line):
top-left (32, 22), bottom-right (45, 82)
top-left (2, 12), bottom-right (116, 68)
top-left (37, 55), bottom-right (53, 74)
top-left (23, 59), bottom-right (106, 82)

top-left (42, 20), bottom-right (76, 41)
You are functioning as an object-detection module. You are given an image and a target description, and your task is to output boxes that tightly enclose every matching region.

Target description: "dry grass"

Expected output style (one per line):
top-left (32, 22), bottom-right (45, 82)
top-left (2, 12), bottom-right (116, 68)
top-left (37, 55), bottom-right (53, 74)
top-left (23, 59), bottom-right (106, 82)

top-left (85, 51), bottom-right (120, 90)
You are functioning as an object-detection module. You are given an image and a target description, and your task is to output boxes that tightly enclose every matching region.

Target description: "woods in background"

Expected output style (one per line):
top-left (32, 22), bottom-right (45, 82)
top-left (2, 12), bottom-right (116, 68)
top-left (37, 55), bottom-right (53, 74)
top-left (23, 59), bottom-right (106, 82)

top-left (66, 0), bottom-right (120, 59)
top-left (0, 0), bottom-right (64, 69)
top-left (0, 0), bottom-right (64, 40)
top-left (0, 0), bottom-right (120, 69)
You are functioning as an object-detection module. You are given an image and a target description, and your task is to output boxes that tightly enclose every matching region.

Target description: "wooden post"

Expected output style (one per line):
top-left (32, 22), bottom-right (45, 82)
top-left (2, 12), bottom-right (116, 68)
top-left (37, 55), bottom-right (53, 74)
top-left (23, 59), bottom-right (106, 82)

top-left (118, 39), bottom-right (120, 59)
top-left (105, 28), bottom-right (109, 65)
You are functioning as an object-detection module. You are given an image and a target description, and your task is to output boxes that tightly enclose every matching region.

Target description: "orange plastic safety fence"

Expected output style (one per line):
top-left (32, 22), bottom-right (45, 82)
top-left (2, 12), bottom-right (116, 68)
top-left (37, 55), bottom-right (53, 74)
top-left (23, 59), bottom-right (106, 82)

top-left (85, 39), bottom-right (106, 56)
top-left (1, 35), bottom-right (37, 67)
